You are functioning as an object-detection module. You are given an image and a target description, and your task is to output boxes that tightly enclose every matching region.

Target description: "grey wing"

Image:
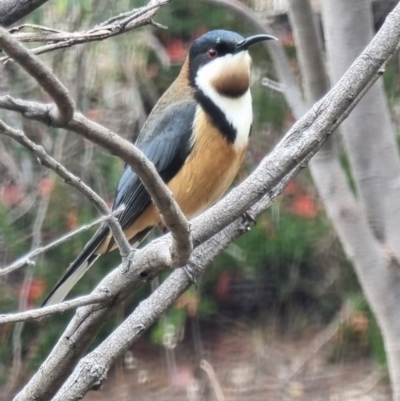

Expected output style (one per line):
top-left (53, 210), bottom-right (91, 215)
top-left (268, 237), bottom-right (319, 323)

top-left (112, 100), bottom-right (197, 231)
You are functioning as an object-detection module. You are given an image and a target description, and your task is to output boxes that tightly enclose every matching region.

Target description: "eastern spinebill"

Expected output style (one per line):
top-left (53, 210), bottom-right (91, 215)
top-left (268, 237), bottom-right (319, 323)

top-left (42, 30), bottom-right (277, 306)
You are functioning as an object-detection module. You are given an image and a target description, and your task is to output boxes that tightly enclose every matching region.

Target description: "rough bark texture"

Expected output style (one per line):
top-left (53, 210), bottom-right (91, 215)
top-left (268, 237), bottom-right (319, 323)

top-left (52, 231), bottom-right (238, 400)
top-left (286, 1), bottom-right (400, 399)
top-left (0, 0), bottom-right (51, 27)
top-left (319, 1), bottom-right (400, 399)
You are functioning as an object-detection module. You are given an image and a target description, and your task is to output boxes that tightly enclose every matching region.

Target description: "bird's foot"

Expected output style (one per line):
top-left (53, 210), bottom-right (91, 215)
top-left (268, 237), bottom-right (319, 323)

top-left (182, 263), bottom-right (198, 288)
top-left (239, 210), bottom-right (257, 232)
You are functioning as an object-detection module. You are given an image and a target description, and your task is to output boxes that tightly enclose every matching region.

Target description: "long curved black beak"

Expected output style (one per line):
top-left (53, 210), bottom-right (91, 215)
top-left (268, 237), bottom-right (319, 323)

top-left (234, 34), bottom-right (278, 54)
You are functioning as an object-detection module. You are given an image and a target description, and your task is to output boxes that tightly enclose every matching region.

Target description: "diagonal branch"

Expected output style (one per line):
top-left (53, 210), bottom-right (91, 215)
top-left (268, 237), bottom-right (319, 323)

top-left (52, 234), bottom-right (240, 400)
top-left (0, 119), bottom-right (132, 258)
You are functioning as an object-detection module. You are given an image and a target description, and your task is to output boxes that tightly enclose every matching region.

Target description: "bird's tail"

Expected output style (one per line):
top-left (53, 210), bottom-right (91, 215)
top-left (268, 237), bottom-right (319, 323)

top-left (41, 225), bottom-right (154, 307)
top-left (41, 226), bottom-right (109, 307)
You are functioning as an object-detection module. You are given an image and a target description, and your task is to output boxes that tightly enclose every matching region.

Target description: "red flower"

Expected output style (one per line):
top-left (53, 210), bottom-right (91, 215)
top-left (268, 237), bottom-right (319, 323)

top-left (165, 40), bottom-right (187, 63)
top-left (284, 181), bottom-right (320, 218)
top-left (1, 184), bottom-right (24, 205)
top-left (39, 177), bottom-right (54, 198)
top-left (65, 208), bottom-right (79, 230)
top-left (18, 279), bottom-right (46, 308)
top-left (290, 195), bottom-right (319, 218)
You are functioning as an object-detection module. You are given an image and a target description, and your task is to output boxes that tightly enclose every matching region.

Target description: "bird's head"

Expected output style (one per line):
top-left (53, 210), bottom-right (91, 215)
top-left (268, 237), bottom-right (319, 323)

top-left (188, 30), bottom-right (276, 98)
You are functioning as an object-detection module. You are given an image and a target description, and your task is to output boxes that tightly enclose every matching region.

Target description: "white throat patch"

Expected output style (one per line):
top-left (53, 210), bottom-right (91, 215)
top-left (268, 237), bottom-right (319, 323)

top-left (195, 52), bottom-right (253, 150)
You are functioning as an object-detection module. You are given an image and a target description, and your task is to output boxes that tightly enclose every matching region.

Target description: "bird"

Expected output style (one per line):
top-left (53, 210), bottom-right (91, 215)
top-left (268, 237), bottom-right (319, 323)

top-left (42, 29), bottom-right (277, 306)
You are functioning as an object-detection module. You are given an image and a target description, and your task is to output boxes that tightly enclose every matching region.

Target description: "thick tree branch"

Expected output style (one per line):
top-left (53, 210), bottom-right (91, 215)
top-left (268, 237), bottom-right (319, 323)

top-left (13, 5), bottom-right (400, 399)
top-left (53, 230), bottom-right (242, 400)
top-left (322, 1), bottom-right (400, 399)
top-left (323, 0), bottom-right (400, 253)
top-left (0, 0), bottom-right (52, 28)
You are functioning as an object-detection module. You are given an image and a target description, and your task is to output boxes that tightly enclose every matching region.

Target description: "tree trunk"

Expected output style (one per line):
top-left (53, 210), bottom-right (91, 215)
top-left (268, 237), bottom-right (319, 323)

top-left (289, 0), bottom-right (400, 398)
top-left (323, 0), bottom-right (400, 245)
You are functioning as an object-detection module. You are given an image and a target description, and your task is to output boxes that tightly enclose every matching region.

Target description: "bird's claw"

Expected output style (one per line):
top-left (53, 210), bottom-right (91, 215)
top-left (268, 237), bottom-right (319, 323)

top-left (240, 210), bottom-right (257, 232)
top-left (182, 264), bottom-right (198, 288)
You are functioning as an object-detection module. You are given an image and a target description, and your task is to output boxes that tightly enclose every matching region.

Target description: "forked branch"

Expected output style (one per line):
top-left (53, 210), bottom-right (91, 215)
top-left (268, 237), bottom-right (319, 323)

top-left (0, 19), bottom-right (191, 267)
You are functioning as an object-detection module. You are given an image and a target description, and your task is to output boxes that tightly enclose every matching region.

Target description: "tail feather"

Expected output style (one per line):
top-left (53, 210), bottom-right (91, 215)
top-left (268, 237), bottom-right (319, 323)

top-left (41, 225), bottom-right (154, 307)
top-left (41, 226), bottom-right (109, 307)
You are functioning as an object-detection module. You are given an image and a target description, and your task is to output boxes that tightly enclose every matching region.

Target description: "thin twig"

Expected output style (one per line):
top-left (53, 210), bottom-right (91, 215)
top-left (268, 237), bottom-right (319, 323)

top-left (285, 304), bottom-right (354, 382)
top-left (200, 360), bottom-right (225, 401)
top-left (262, 77), bottom-right (285, 93)
top-left (0, 293), bottom-right (110, 326)
top-left (0, 206), bottom-right (125, 276)
top-left (98, 1), bottom-right (169, 28)
top-left (9, 24), bottom-right (67, 34)
top-left (97, 7), bottom-right (145, 27)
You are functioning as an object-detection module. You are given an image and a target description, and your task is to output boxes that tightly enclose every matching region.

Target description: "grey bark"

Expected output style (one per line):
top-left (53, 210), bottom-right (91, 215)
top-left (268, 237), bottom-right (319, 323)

top-left (287, 0), bottom-right (329, 101)
top-left (52, 225), bottom-right (243, 400)
top-left (323, 0), bottom-right (400, 246)
top-left (0, 0), bottom-right (52, 27)
top-left (321, 1), bottom-right (400, 399)
top-left (289, 0), bottom-right (400, 399)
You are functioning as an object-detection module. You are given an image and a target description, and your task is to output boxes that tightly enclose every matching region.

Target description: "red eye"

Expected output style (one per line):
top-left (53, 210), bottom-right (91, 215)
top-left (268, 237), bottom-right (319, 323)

top-left (207, 48), bottom-right (218, 59)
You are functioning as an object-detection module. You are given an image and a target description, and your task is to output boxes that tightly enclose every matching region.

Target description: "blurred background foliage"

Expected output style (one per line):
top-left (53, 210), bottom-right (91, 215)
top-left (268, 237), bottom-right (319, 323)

top-left (0, 0), bottom-right (398, 392)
